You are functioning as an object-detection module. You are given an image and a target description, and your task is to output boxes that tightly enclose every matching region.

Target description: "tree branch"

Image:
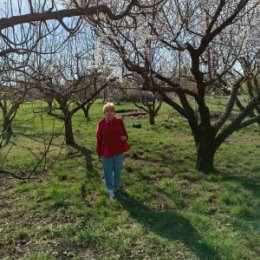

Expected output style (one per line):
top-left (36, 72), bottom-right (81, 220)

top-left (0, 1), bottom-right (163, 30)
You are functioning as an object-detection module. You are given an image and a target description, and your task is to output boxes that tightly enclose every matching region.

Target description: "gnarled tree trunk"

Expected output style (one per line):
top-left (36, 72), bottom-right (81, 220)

top-left (149, 113), bottom-right (155, 125)
top-left (64, 114), bottom-right (74, 145)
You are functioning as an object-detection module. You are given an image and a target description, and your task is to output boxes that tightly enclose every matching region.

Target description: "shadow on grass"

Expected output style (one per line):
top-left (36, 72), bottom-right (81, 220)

top-left (210, 169), bottom-right (260, 200)
top-left (1, 130), bottom-right (14, 147)
top-left (116, 191), bottom-right (220, 260)
top-left (71, 143), bottom-right (97, 176)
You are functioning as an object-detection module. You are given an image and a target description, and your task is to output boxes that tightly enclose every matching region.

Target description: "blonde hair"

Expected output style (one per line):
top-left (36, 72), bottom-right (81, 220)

top-left (103, 102), bottom-right (115, 113)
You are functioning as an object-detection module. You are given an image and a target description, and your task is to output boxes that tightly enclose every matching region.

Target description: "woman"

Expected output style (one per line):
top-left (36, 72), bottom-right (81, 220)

top-left (96, 102), bottom-right (130, 199)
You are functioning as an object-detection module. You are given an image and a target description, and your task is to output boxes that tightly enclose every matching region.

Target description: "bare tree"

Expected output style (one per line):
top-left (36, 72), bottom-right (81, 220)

top-left (74, 74), bottom-right (100, 120)
top-left (0, 49), bottom-right (31, 139)
top-left (133, 91), bottom-right (162, 125)
top-left (127, 74), bottom-right (162, 125)
top-left (92, 0), bottom-right (260, 172)
top-left (0, 84), bottom-right (24, 137)
top-left (235, 53), bottom-right (260, 133)
top-left (26, 30), bottom-right (119, 145)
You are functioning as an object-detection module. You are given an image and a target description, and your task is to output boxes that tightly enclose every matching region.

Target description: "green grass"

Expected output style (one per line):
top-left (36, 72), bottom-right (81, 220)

top-left (0, 99), bottom-right (259, 260)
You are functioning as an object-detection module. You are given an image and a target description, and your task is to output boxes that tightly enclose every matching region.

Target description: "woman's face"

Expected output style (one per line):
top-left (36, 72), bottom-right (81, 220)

top-left (104, 108), bottom-right (115, 121)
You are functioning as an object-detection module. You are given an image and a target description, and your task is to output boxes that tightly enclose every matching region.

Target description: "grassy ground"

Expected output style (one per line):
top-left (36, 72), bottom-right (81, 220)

top-left (0, 99), bottom-right (259, 260)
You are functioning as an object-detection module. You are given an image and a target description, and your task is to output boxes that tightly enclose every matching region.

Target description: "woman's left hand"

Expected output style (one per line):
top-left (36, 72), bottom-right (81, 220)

top-left (120, 135), bottom-right (127, 141)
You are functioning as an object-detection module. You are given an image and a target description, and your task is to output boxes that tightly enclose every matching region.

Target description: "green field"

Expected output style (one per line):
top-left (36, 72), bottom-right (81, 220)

top-left (0, 100), bottom-right (260, 260)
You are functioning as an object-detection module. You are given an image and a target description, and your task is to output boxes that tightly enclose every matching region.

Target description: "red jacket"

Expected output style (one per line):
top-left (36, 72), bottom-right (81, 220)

top-left (96, 116), bottom-right (130, 158)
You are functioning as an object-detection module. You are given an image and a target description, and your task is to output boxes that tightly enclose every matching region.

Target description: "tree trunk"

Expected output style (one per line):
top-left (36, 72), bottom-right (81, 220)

top-left (82, 106), bottom-right (90, 119)
top-left (196, 146), bottom-right (216, 172)
top-left (64, 115), bottom-right (74, 145)
top-left (3, 115), bottom-right (12, 134)
top-left (149, 113), bottom-right (155, 125)
top-left (196, 126), bottom-right (216, 172)
top-left (47, 100), bottom-right (52, 114)
top-left (2, 106), bottom-right (12, 135)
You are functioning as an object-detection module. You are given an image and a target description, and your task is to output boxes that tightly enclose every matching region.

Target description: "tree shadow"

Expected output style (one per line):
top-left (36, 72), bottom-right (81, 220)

top-left (116, 191), bottom-right (220, 260)
top-left (210, 169), bottom-right (259, 199)
top-left (47, 112), bottom-right (64, 121)
top-left (70, 143), bottom-right (95, 175)
top-left (1, 130), bottom-right (13, 147)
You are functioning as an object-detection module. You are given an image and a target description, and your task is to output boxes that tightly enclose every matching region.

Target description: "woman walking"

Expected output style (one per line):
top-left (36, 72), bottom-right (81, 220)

top-left (96, 102), bottom-right (130, 198)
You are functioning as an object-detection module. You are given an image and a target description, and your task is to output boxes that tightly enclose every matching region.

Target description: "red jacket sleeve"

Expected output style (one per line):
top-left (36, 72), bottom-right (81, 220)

top-left (96, 122), bottom-right (102, 157)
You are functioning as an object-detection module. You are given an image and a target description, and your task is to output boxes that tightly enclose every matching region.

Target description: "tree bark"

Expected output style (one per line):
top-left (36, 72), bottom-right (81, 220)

top-left (64, 114), bottom-right (74, 145)
top-left (196, 145), bottom-right (216, 172)
top-left (82, 106), bottom-right (89, 119)
top-left (196, 126), bottom-right (216, 172)
top-left (47, 100), bottom-right (52, 114)
top-left (1, 106), bottom-right (12, 135)
top-left (149, 113), bottom-right (155, 125)
top-left (3, 115), bottom-right (12, 134)
top-left (81, 102), bottom-right (93, 119)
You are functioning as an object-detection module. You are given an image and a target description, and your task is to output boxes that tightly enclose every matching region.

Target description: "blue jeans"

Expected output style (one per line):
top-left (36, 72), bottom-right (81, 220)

top-left (102, 154), bottom-right (124, 190)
